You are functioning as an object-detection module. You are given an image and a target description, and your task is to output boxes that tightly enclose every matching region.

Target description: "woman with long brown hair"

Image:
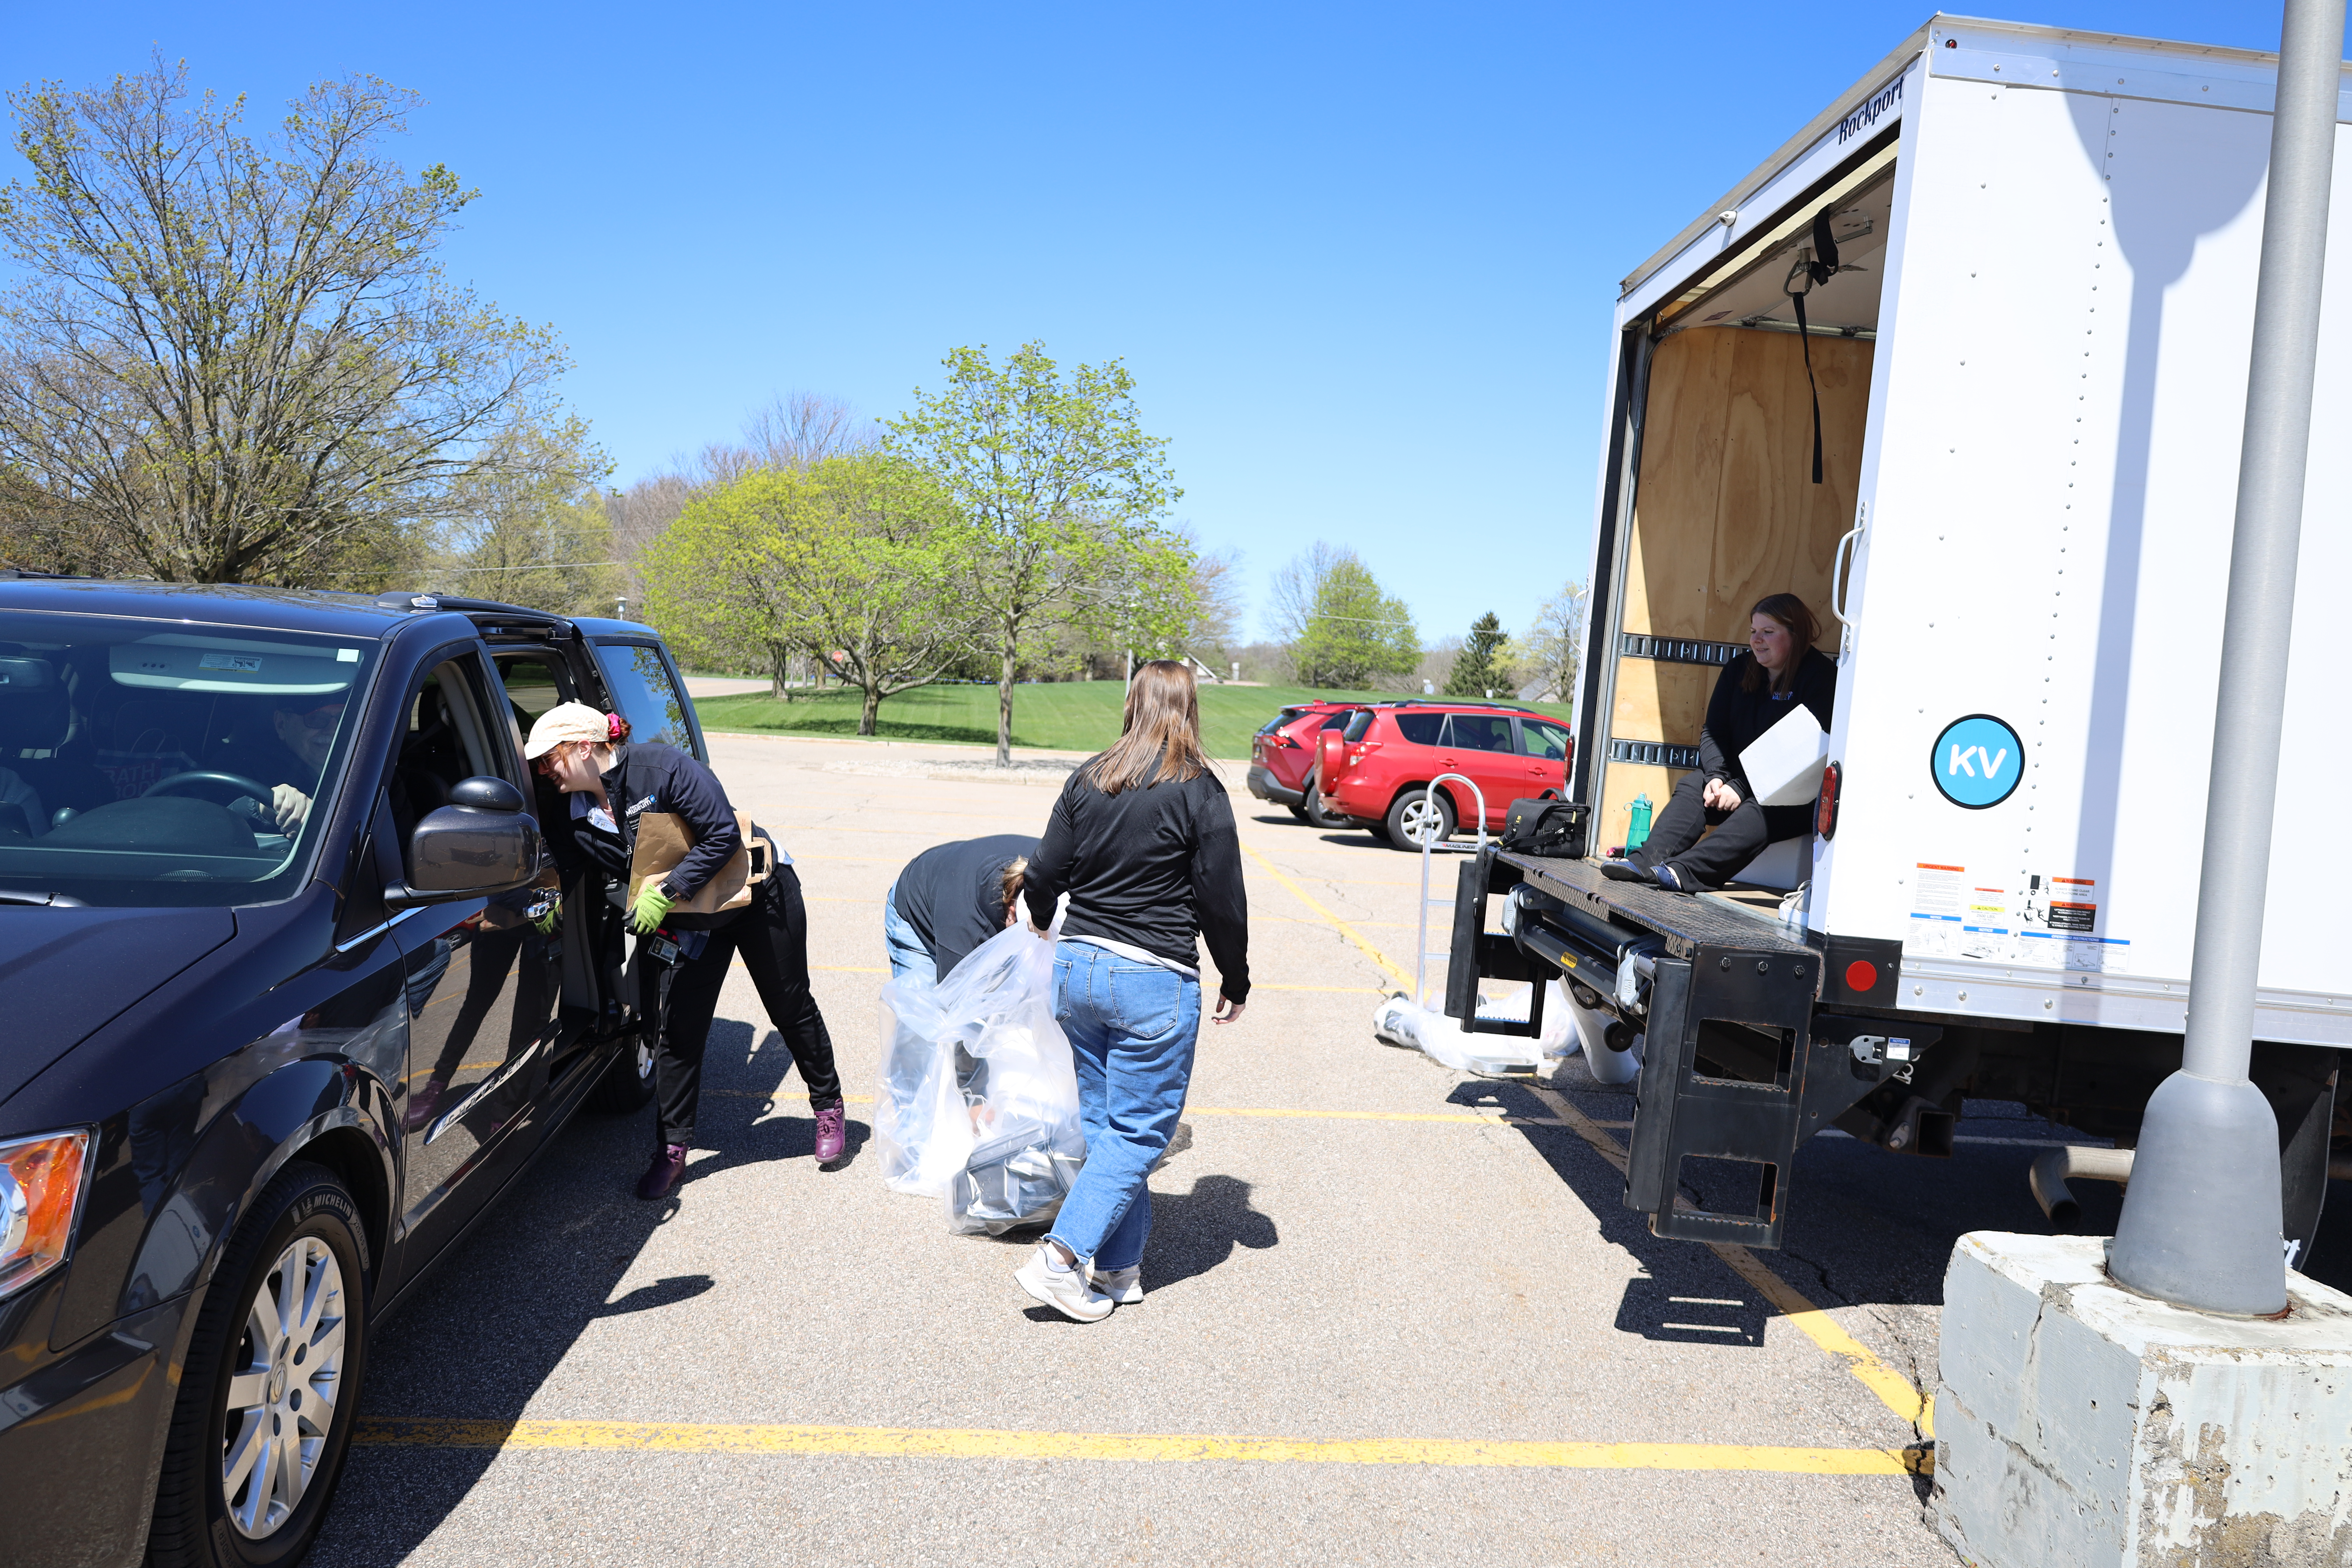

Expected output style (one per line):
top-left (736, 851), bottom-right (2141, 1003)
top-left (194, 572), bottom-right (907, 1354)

top-left (1011, 659), bottom-right (1250, 1321)
top-left (1604, 592), bottom-right (1835, 894)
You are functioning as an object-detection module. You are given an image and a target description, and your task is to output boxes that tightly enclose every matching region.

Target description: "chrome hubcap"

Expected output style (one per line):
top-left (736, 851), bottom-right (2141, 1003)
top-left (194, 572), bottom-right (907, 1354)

top-left (220, 1234), bottom-right (345, 1538)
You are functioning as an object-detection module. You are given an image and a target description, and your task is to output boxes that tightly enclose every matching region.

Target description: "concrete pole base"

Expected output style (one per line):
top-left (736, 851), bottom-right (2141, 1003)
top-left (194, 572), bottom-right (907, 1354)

top-left (2109, 1071), bottom-right (2286, 1316)
top-left (1934, 1233), bottom-right (2352, 1566)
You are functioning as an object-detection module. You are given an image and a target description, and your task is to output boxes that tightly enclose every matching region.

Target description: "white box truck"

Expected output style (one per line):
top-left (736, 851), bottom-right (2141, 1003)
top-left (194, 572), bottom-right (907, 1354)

top-left (1446, 14), bottom-right (2347, 1257)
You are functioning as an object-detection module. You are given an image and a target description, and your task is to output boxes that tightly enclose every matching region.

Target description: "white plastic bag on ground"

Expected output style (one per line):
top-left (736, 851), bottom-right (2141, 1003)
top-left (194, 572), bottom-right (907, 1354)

top-left (1372, 981), bottom-right (1566, 1074)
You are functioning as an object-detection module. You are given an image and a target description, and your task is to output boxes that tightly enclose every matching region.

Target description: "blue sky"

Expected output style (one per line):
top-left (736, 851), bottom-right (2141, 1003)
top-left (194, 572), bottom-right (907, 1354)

top-left (7, 4), bottom-right (2325, 643)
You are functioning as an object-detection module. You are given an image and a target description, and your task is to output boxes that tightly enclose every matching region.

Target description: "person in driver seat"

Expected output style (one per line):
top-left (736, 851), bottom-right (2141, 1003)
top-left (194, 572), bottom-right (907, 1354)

top-left (252, 694), bottom-right (344, 831)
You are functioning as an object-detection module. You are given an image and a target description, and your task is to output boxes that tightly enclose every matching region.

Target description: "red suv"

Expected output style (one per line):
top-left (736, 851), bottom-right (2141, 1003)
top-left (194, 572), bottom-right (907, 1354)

top-left (1246, 700), bottom-right (1357, 827)
top-left (1313, 701), bottom-right (1573, 849)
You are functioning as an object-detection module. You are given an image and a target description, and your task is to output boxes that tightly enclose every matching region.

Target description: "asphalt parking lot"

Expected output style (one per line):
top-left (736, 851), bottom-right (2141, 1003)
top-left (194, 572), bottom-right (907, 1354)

top-left (308, 731), bottom-right (2352, 1567)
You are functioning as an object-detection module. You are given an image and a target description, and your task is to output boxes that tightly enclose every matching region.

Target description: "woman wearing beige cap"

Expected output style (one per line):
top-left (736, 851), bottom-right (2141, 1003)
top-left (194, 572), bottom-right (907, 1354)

top-left (524, 701), bottom-right (845, 1198)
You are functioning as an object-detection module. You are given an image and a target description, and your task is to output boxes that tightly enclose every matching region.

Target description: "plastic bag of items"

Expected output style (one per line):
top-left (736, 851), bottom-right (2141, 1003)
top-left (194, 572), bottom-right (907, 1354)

top-left (873, 921), bottom-right (1086, 1232)
top-left (1372, 981), bottom-right (1572, 1075)
top-left (874, 969), bottom-right (952, 1195)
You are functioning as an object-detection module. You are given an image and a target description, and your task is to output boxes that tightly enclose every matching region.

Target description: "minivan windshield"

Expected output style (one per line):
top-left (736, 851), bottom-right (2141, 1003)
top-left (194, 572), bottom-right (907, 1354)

top-left (0, 614), bottom-right (379, 908)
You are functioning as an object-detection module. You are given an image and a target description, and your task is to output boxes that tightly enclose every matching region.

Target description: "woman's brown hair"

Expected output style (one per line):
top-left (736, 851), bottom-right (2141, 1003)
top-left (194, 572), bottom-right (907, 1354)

top-left (1741, 593), bottom-right (1820, 694)
top-left (999, 856), bottom-right (1029, 914)
top-left (1087, 660), bottom-right (1209, 795)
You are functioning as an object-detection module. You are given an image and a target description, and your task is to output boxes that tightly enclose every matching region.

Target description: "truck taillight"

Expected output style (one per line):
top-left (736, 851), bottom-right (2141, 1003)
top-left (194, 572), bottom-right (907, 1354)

top-left (1816, 761), bottom-right (1842, 840)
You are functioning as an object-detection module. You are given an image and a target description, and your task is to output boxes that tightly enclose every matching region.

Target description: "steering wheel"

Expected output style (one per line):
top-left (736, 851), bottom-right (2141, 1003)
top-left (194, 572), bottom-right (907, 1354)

top-left (143, 770), bottom-right (275, 805)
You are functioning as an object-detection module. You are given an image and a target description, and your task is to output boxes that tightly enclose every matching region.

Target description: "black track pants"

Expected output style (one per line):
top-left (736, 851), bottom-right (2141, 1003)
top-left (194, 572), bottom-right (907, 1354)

top-left (1633, 770), bottom-right (1812, 889)
top-left (652, 864), bottom-right (842, 1148)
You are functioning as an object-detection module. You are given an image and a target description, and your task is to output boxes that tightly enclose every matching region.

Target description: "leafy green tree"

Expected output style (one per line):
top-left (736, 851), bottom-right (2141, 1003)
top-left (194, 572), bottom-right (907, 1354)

top-left (0, 59), bottom-right (578, 585)
top-left (1444, 611), bottom-right (1508, 696)
top-left (885, 342), bottom-right (1184, 765)
top-left (640, 453), bottom-right (974, 734)
top-left (1272, 542), bottom-right (1419, 689)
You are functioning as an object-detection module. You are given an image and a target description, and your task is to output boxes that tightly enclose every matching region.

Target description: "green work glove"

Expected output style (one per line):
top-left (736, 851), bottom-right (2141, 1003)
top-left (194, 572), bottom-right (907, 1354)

top-left (631, 882), bottom-right (676, 935)
top-left (532, 896), bottom-right (561, 937)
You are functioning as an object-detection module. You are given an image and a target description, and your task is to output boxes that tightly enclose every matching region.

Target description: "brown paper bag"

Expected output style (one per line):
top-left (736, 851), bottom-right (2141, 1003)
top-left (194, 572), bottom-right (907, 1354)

top-left (627, 810), bottom-right (772, 919)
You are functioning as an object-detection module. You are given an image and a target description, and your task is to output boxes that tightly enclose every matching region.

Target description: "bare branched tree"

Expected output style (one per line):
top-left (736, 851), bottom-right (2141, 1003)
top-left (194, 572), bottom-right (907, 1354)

top-left (0, 58), bottom-right (580, 584)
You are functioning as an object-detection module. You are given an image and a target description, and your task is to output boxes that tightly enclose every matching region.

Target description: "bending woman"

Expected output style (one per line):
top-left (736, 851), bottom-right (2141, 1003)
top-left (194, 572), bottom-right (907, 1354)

top-left (1014, 661), bottom-right (1250, 1322)
top-left (1605, 593), bottom-right (1834, 894)
top-left (883, 835), bottom-right (1037, 984)
top-left (526, 702), bottom-right (845, 1198)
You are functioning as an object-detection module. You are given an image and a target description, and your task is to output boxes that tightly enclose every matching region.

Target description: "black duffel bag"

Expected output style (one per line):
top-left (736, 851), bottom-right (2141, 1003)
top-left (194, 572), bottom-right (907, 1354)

top-left (1501, 796), bottom-right (1589, 858)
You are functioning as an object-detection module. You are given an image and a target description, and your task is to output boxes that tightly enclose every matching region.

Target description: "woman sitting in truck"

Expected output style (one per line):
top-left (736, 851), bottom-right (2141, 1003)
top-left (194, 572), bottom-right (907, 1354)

top-left (1604, 592), bottom-right (1833, 894)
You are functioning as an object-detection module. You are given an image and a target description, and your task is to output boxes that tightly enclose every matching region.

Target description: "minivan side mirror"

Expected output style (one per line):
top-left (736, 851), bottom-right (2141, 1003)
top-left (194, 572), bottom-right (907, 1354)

top-left (385, 775), bottom-right (541, 910)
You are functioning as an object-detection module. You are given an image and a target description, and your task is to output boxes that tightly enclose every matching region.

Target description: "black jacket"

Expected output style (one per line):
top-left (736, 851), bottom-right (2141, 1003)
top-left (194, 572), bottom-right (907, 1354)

top-left (1699, 648), bottom-right (1836, 794)
top-left (1023, 762), bottom-right (1250, 1003)
top-left (894, 834), bottom-right (1038, 981)
top-left (540, 742), bottom-right (744, 899)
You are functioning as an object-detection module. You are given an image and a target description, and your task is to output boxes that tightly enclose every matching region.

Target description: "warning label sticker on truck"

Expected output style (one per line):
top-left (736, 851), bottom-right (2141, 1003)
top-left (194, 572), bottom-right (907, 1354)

top-left (1905, 864), bottom-right (2131, 972)
top-left (2014, 873), bottom-right (2130, 972)
top-left (1904, 863), bottom-right (1966, 958)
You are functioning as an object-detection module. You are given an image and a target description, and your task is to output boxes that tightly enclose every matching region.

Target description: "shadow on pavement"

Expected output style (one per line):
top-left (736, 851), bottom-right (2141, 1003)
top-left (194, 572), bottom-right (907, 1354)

top-left (1140, 1172), bottom-right (1279, 1292)
top-left (1449, 1073), bottom-right (2352, 1318)
top-left (309, 1017), bottom-right (842, 1563)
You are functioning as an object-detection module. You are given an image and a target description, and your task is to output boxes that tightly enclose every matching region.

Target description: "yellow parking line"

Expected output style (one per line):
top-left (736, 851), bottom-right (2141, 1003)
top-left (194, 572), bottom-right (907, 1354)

top-left (1190, 1104), bottom-right (1532, 1126)
top-left (708, 1090), bottom-right (1550, 1127)
top-left (1239, 845), bottom-right (1413, 990)
top-left (1242, 867), bottom-right (1935, 1443)
top-left (1523, 1085), bottom-right (1933, 1438)
top-left (353, 1416), bottom-right (1923, 1474)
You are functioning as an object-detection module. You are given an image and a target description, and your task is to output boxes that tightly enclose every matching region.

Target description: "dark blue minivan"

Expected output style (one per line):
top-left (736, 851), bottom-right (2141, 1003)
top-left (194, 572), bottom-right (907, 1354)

top-left (0, 579), bottom-right (704, 1567)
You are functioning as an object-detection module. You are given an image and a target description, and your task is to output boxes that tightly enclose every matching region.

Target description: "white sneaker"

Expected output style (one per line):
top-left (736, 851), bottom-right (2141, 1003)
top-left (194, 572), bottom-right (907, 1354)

top-left (1015, 1246), bottom-right (1114, 1322)
top-left (1092, 1265), bottom-right (1143, 1304)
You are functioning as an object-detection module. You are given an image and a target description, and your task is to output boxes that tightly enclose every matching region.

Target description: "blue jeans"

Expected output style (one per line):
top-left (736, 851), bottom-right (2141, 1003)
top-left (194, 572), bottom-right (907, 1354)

top-left (881, 879), bottom-right (935, 984)
top-left (1044, 941), bottom-right (1201, 1272)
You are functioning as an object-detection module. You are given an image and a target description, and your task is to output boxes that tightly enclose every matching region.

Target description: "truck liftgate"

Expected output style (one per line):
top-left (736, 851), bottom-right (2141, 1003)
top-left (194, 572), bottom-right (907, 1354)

top-left (1446, 848), bottom-right (1910, 1250)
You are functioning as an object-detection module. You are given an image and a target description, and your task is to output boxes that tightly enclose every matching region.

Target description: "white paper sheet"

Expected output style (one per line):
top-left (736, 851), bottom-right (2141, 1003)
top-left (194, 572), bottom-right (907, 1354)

top-left (1737, 705), bottom-right (1828, 807)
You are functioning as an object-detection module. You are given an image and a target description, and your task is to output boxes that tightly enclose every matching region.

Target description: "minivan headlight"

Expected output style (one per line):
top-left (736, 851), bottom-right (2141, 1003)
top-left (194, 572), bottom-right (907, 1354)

top-left (0, 1131), bottom-right (92, 1300)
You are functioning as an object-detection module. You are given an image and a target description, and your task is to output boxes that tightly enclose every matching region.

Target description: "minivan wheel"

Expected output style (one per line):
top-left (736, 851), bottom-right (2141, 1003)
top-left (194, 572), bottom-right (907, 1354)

top-left (588, 1030), bottom-right (657, 1113)
top-left (148, 1161), bottom-right (369, 1568)
top-left (1385, 789), bottom-right (1456, 850)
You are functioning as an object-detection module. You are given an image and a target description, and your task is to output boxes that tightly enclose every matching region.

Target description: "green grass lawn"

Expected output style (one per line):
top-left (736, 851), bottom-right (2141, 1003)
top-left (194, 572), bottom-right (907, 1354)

top-left (693, 681), bottom-right (1574, 760)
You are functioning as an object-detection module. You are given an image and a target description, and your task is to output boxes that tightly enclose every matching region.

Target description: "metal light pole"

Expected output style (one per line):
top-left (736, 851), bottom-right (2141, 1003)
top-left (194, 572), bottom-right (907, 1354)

top-left (2109, 0), bottom-right (2345, 1316)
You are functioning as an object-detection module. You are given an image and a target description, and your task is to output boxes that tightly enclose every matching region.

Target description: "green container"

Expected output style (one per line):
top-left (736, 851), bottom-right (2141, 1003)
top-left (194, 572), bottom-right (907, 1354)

top-left (1626, 793), bottom-right (1654, 853)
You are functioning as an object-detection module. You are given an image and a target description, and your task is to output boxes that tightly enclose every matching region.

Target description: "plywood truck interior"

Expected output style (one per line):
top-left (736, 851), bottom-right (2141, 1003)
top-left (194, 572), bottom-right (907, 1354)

top-left (1594, 165), bottom-right (1891, 876)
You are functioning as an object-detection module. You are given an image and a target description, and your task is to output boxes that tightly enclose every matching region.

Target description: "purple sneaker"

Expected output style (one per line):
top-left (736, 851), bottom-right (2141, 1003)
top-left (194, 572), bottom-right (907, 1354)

top-left (638, 1142), bottom-right (689, 1200)
top-left (813, 1105), bottom-right (846, 1164)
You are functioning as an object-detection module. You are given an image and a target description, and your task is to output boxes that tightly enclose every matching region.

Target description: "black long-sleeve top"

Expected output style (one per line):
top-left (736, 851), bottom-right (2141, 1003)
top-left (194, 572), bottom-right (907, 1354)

top-left (1698, 649), bottom-right (1836, 796)
top-left (1023, 763), bottom-right (1251, 1003)
top-left (894, 834), bottom-right (1039, 981)
top-left (537, 742), bottom-right (747, 899)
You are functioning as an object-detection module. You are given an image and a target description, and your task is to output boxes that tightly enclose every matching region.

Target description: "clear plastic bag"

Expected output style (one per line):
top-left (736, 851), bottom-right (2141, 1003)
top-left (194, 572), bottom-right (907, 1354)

top-left (873, 969), bottom-right (951, 1194)
top-left (873, 922), bottom-right (1086, 1231)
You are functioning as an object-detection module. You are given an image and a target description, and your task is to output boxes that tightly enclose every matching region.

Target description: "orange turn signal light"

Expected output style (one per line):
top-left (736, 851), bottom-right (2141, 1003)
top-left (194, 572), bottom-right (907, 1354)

top-left (0, 1130), bottom-right (92, 1300)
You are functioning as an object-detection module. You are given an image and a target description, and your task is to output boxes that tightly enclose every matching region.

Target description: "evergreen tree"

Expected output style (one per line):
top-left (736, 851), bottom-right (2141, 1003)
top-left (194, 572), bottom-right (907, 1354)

top-left (1444, 611), bottom-right (1508, 696)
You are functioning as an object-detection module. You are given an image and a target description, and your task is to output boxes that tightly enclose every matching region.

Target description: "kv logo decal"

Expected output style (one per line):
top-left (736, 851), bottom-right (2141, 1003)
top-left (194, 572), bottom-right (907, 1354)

top-left (1930, 714), bottom-right (2024, 809)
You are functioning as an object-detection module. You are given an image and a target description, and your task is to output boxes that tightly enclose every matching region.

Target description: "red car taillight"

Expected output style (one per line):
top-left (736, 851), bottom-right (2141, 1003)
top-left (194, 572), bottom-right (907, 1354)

top-left (1816, 760), bottom-right (1842, 840)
